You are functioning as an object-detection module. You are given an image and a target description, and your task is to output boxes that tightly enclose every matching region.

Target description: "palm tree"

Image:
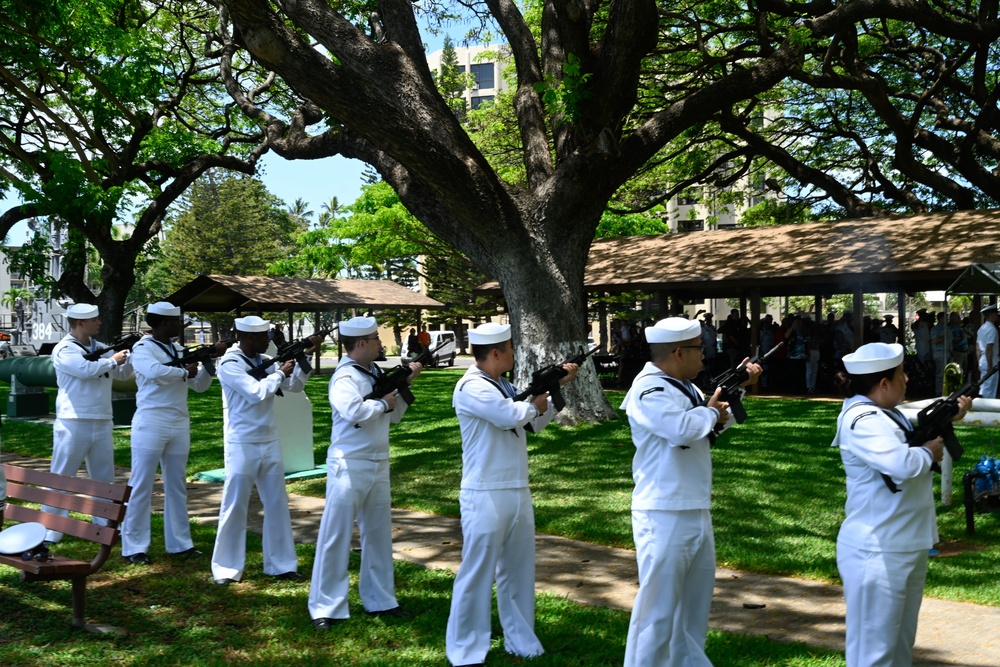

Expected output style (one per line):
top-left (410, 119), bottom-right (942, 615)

top-left (318, 196), bottom-right (341, 228)
top-left (286, 198), bottom-right (314, 228)
top-left (1, 287), bottom-right (34, 310)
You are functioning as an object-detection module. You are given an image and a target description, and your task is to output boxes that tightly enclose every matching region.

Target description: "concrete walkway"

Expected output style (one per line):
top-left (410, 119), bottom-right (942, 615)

top-left (4, 453), bottom-right (998, 666)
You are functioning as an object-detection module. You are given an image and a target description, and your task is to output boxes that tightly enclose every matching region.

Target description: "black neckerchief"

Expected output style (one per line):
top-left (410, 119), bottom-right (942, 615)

top-left (145, 337), bottom-right (179, 362)
top-left (346, 362), bottom-right (384, 427)
top-left (70, 339), bottom-right (109, 378)
top-left (229, 352), bottom-right (283, 397)
top-left (850, 400), bottom-right (916, 494)
top-left (658, 373), bottom-right (714, 447)
top-left (458, 369), bottom-right (520, 436)
top-left (349, 361), bottom-right (383, 385)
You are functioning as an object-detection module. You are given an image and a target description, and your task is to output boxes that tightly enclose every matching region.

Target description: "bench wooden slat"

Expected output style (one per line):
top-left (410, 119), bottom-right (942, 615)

top-left (4, 504), bottom-right (121, 546)
top-left (5, 482), bottom-right (128, 523)
top-left (0, 553), bottom-right (91, 576)
top-left (0, 464), bottom-right (130, 629)
top-left (1, 465), bottom-right (130, 503)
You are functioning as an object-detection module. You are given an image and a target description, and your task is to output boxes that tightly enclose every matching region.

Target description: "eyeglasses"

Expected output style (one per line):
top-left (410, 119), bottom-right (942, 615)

top-left (678, 345), bottom-right (705, 352)
top-left (362, 335), bottom-right (381, 341)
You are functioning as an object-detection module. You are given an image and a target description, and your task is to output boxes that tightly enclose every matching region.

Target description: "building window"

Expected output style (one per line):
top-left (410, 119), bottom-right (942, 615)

top-left (677, 191), bottom-right (699, 206)
top-left (470, 63), bottom-right (495, 89)
top-left (716, 221), bottom-right (739, 230)
top-left (680, 219), bottom-right (704, 232)
top-left (471, 95), bottom-right (494, 109)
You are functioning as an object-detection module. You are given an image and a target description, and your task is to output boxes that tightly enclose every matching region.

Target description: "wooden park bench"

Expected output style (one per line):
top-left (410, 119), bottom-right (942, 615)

top-left (0, 464), bottom-right (131, 632)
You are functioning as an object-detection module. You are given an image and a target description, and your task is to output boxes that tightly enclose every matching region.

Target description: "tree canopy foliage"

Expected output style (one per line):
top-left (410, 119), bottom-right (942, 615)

top-left (211, 0), bottom-right (1000, 421)
top-left (6, 1), bottom-right (1000, 420)
top-left (0, 0), bottom-right (276, 335)
top-left (148, 171), bottom-right (300, 297)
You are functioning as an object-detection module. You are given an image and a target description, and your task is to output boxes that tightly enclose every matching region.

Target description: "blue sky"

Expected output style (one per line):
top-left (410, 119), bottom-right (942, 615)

top-left (258, 153), bottom-right (367, 221)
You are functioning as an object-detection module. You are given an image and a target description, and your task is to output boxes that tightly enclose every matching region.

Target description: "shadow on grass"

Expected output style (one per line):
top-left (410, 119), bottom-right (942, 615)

top-left (0, 517), bottom-right (845, 667)
top-left (2, 379), bottom-right (999, 606)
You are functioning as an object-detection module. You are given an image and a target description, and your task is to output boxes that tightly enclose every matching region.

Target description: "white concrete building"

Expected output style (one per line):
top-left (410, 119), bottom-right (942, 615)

top-left (0, 218), bottom-right (71, 349)
top-left (426, 44), bottom-right (510, 111)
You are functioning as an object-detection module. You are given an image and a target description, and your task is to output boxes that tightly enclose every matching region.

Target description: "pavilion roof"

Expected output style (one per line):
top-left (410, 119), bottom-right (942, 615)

top-left (166, 274), bottom-right (444, 313)
top-left (580, 209), bottom-right (1000, 298)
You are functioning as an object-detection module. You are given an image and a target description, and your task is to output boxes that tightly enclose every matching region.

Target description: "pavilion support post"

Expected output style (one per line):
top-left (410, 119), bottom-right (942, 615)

top-left (314, 310), bottom-right (322, 373)
top-left (853, 285), bottom-right (864, 348)
top-left (739, 296), bottom-right (748, 319)
top-left (897, 291), bottom-right (906, 346)
top-left (658, 290), bottom-right (670, 318)
top-left (814, 295), bottom-right (823, 321)
top-left (749, 289), bottom-right (761, 396)
top-left (598, 296), bottom-right (608, 352)
top-left (749, 289), bottom-right (761, 352)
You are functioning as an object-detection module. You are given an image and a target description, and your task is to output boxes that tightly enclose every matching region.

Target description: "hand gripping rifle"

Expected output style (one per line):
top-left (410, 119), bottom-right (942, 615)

top-left (247, 330), bottom-right (331, 380)
top-left (512, 345), bottom-right (598, 412)
top-left (363, 341), bottom-right (448, 404)
top-left (879, 365), bottom-right (996, 493)
top-left (907, 365), bottom-right (999, 463)
top-left (708, 341), bottom-right (785, 424)
top-left (165, 338), bottom-right (236, 377)
top-left (82, 333), bottom-right (142, 361)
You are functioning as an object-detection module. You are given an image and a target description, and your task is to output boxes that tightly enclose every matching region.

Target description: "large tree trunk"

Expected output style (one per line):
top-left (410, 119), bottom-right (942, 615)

top-left (57, 234), bottom-right (138, 342)
top-left (503, 266), bottom-right (618, 423)
top-left (485, 204), bottom-right (618, 423)
top-left (214, 0), bottom-right (765, 422)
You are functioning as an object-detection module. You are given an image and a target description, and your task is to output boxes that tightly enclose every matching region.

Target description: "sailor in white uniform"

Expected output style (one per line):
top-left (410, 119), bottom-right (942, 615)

top-left (619, 317), bottom-right (760, 667)
top-left (120, 301), bottom-right (223, 565)
top-left (976, 304), bottom-right (999, 399)
top-left (210, 315), bottom-right (317, 585)
top-left (833, 342), bottom-right (969, 667)
top-left (43, 303), bottom-right (133, 543)
top-left (445, 323), bottom-right (578, 667)
top-left (309, 316), bottom-right (423, 630)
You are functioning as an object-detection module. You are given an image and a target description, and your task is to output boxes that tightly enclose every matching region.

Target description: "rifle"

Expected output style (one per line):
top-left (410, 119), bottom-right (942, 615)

top-left (247, 330), bottom-right (330, 380)
top-left (82, 333), bottom-right (142, 362)
top-left (512, 345), bottom-right (598, 412)
top-left (165, 338), bottom-right (236, 376)
top-left (708, 341), bottom-right (785, 424)
top-left (907, 365), bottom-right (998, 462)
top-left (364, 341), bottom-right (448, 404)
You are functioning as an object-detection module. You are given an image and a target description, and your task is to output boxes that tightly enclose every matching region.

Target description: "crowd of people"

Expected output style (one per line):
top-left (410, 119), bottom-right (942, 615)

top-left (610, 304), bottom-right (999, 398)
top-left (0, 301), bottom-right (981, 666)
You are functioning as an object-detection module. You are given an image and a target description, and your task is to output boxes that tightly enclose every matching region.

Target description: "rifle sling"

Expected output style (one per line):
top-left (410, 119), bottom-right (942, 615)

top-left (71, 339), bottom-right (109, 378)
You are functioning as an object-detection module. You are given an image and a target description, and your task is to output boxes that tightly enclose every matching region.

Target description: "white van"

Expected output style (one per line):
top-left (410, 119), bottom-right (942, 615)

top-left (400, 330), bottom-right (457, 367)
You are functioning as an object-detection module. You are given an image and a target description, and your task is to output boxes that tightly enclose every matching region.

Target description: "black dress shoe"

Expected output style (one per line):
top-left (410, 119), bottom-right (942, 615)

top-left (272, 571), bottom-right (304, 581)
top-left (172, 547), bottom-right (202, 558)
top-left (312, 617), bottom-right (343, 631)
top-left (367, 606), bottom-right (413, 618)
top-left (214, 577), bottom-right (237, 586)
top-left (124, 553), bottom-right (151, 565)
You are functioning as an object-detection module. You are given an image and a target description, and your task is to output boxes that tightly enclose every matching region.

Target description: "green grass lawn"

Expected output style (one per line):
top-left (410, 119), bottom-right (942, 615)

top-left (0, 517), bottom-right (846, 666)
top-left (0, 370), bottom-right (997, 664)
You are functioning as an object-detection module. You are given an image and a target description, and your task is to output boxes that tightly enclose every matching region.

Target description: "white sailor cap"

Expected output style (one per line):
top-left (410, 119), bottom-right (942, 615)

top-left (981, 304), bottom-right (998, 314)
top-left (468, 322), bottom-right (511, 345)
top-left (339, 316), bottom-right (378, 337)
top-left (147, 301), bottom-right (181, 317)
top-left (843, 342), bottom-right (904, 375)
top-left (66, 303), bottom-right (99, 319)
top-left (645, 317), bottom-right (701, 344)
top-left (235, 315), bottom-right (270, 333)
top-left (0, 522), bottom-right (46, 555)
